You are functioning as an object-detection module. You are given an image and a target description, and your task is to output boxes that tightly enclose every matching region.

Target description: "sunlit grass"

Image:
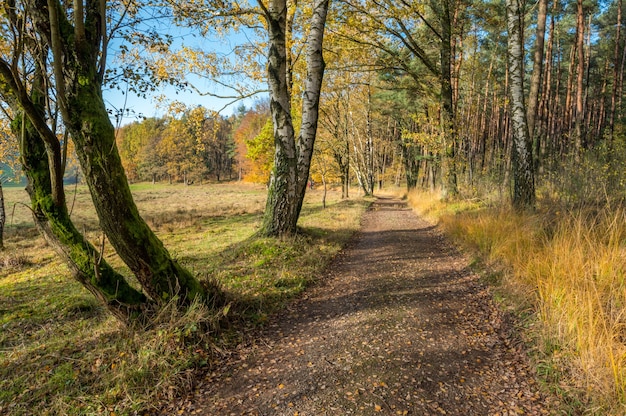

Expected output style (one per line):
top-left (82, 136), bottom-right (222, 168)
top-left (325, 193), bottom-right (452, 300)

top-left (408, 189), bottom-right (626, 415)
top-left (0, 183), bottom-right (368, 415)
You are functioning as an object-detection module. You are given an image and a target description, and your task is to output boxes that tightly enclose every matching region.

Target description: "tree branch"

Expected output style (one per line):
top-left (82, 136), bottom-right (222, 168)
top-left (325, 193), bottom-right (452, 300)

top-left (46, 0), bottom-right (70, 122)
top-left (73, 0), bottom-right (85, 41)
top-left (0, 58), bottom-right (65, 208)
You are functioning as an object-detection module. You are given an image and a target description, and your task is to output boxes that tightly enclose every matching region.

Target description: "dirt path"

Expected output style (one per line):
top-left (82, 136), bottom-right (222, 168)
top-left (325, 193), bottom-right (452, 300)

top-left (166, 197), bottom-right (556, 415)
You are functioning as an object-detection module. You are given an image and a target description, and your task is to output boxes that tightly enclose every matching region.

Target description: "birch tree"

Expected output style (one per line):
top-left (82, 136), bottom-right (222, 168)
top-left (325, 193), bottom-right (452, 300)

top-left (506, 0), bottom-right (536, 208)
top-left (336, 0), bottom-right (461, 197)
top-left (259, 0), bottom-right (331, 236)
top-left (165, 0), bottom-right (330, 236)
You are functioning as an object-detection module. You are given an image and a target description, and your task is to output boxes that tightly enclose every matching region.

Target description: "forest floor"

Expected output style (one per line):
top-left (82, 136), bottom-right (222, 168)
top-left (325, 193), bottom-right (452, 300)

top-left (162, 196), bottom-right (561, 415)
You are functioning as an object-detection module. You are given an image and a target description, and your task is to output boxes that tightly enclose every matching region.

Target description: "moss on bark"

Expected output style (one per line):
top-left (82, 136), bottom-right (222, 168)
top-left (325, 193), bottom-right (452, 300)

top-left (17, 115), bottom-right (148, 323)
top-left (63, 57), bottom-right (210, 306)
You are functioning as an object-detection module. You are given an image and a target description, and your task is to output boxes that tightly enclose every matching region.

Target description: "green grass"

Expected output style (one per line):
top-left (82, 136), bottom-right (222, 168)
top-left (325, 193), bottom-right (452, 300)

top-left (0, 183), bottom-right (369, 415)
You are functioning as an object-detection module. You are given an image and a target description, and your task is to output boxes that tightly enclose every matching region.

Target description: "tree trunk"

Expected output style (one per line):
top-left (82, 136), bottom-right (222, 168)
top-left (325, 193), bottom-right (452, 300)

top-left (538, 6), bottom-right (555, 168)
top-left (0, 181), bottom-right (5, 250)
top-left (65, 81), bottom-right (207, 305)
top-left (527, 0), bottom-right (548, 139)
top-left (17, 114), bottom-right (149, 322)
top-left (321, 171), bottom-right (327, 209)
top-left (574, 0), bottom-right (585, 153)
top-left (261, 0), bottom-right (329, 236)
top-left (34, 0), bottom-right (211, 307)
top-left (610, 0), bottom-right (623, 138)
top-left (344, 123), bottom-right (350, 198)
top-left (434, 0), bottom-right (459, 199)
top-left (564, 44), bottom-right (576, 134)
top-left (0, 33), bottom-right (154, 323)
top-left (402, 140), bottom-right (420, 191)
top-left (261, 0), bottom-right (300, 236)
top-left (365, 87), bottom-right (375, 195)
top-left (506, 0), bottom-right (536, 209)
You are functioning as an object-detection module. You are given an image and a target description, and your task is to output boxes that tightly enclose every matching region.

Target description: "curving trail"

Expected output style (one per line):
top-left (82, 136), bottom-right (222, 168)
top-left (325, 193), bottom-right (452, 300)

top-left (166, 197), bottom-right (557, 415)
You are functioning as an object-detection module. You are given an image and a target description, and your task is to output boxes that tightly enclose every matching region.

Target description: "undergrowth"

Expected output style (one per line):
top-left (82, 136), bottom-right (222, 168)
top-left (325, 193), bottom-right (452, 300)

top-left (408, 190), bottom-right (626, 415)
top-left (0, 184), bottom-right (368, 415)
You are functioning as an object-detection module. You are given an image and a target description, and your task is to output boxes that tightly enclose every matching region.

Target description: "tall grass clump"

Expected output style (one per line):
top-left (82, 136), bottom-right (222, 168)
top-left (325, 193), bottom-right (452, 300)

top-left (408, 190), bottom-right (626, 414)
top-left (528, 208), bottom-right (626, 411)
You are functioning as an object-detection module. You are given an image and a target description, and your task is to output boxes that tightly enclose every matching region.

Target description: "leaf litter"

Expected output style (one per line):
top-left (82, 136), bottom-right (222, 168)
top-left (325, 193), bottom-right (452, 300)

top-left (159, 197), bottom-right (559, 415)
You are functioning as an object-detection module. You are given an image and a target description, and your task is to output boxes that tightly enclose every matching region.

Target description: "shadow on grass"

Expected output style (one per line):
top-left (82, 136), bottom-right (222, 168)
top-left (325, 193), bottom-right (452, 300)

top-left (181, 214), bottom-right (366, 328)
top-left (197, 233), bottom-right (353, 320)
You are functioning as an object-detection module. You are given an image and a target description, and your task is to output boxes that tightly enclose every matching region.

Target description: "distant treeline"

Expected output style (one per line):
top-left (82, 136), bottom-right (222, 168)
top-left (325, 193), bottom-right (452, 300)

top-left (115, 103), bottom-right (271, 185)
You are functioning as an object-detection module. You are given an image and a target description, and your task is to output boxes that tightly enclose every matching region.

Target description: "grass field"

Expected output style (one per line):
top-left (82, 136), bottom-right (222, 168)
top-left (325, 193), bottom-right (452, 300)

top-left (408, 190), bottom-right (626, 415)
top-left (0, 182), bottom-right (369, 415)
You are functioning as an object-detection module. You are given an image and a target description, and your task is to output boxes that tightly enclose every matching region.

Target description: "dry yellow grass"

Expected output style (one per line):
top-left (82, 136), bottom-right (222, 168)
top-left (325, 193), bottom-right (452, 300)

top-left (408, 190), bottom-right (626, 415)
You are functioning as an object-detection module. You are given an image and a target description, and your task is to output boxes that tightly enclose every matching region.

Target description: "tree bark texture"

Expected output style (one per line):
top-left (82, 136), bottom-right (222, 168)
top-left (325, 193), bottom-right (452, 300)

top-left (431, 0), bottom-right (458, 198)
top-left (17, 114), bottom-right (149, 322)
top-left (0, 54), bottom-right (150, 322)
top-left (527, 0), bottom-right (548, 139)
top-left (261, 0), bottom-right (329, 236)
top-left (28, 0), bottom-right (210, 306)
top-left (506, 0), bottom-right (536, 209)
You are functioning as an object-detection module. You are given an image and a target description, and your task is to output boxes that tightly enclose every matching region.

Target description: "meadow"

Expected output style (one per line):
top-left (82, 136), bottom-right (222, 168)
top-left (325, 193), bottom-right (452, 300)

top-left (408, 190), bottom-right (626, 415)
top-left (0, 182), bottom-right (369, 415)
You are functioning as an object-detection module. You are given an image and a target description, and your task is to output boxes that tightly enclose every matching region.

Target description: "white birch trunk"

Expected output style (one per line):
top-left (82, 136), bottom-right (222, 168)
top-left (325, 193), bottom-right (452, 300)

top-left (261, 0), bottom-right (329, 236)
top-left (506, 0), bottom-right (536, 208)
top-left (295, 0), bottom-right (329, 209)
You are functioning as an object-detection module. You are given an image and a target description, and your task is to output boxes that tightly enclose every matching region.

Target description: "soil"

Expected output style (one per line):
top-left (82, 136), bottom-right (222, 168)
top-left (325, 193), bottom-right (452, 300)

top-left (163, 197), bottom-right (559, 415)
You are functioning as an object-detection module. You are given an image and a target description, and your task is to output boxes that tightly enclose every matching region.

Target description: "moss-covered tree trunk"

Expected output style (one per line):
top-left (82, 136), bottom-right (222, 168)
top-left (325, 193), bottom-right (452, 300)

top-left (0, 181), bottom-right (5, 250)
top-left (17, 115), bottom-right (149, 322)
top-left (0, 64), bottom-right (149, 322)
top-left (66, 80), bottom-right (207, 305)
top-left (26, 0), bottom-right (213, 307)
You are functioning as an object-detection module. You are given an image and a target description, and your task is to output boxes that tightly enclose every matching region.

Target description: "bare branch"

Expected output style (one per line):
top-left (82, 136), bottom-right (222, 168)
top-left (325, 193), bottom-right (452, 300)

top-left (46, 0), bottom-right (70, 122)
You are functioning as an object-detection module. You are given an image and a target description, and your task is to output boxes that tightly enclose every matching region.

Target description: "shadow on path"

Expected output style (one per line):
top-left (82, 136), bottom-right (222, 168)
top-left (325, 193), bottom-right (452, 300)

top-left (163, 197), bottom-right (557, 416)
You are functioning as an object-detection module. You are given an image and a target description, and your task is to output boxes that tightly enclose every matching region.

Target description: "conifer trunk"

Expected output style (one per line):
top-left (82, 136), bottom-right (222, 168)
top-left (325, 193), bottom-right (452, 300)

top-left (401, 140), bottom-right (420, 191)
top-left (527, 0), bottom-right (548, 139)
top-left (610, 0), bottom-right (623, 137)
top-left (432, 0), bottom-right (458, 198)
top-left (574, 0), bottom-right (585, 152)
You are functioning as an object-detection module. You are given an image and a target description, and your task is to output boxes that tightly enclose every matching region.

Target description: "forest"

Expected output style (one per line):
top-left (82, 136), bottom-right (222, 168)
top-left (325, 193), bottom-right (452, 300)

top-left (105, 0), bottom-right (626, 207)
top-left (2, 0), bottom-right (626, 414)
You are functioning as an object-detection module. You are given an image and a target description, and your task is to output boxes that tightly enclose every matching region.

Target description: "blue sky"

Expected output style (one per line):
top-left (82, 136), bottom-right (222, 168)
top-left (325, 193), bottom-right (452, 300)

top-left (102, 77), bottom-right (257, 126)
top-left (102, 16), bottom-right (267, 126)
